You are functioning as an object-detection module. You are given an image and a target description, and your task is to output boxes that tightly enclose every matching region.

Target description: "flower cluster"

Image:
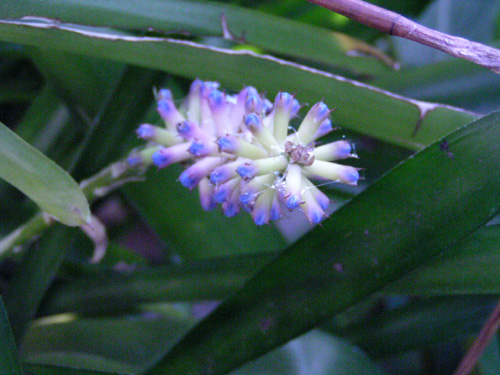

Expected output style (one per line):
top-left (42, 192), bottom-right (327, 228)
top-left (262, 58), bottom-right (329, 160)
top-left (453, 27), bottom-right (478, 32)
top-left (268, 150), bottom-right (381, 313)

top-left (131, 80), bottom-right (359, 225)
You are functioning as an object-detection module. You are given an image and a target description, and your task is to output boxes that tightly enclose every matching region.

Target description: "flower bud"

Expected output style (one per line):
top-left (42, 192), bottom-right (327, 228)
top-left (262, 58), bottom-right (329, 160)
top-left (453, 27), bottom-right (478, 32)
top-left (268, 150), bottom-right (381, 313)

top-left (303, 160), bottom-right (359, 186)
top-left (313, 140), bottom-right (353, 161)
top-left (179, 157), bottom-right (223, 189)
top-left (152, 143), bottom-right (191, 168)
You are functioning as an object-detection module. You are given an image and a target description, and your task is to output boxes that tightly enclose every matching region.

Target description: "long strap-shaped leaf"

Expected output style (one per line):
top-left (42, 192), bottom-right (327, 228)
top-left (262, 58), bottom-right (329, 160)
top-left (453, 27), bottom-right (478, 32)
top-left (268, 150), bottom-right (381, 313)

top-left (0, 122), bottom-right (89, 226)
top-left (0, 298), bottom-right (23, 375)
top-left (0, 19), bottom-right (475, 150)
top-left (147, 111), bottom-right (500, 374)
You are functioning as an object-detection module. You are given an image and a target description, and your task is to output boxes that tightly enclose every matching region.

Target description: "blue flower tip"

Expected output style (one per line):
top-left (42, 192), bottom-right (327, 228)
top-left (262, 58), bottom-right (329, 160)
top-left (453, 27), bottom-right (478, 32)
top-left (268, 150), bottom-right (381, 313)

top-left (244, 86), bottom-right (258, 98)
top-left (127, 156), bottom-right (142, 167)
top-left (179, 171), bottom-right (199, 189)
top-left (239, 192), bottom-right (254, 205)
top-left (309, 209), bottom-right (324, 224)
top-left (210, 170), bottom-right (227, 185)
top-left (216, 137), bottom-right (235, 152)
top-left (244, 113), bottom-right (262, 132)
top-left (276, 92), bottom-right (293, 107)
top-left (157, 89), bottom-right (172, 100)
top-left (157, 99), bottom-right (173, 116)
top-left (345, 168), bottom-right (359, 185)
top-left (253, 211), bottom-right (269, 226)
top-left (223, 202), bottom-right (239, 217)
top-left (313, 102), bottom-right (330, 121)
top-left (237, 164), bottom-right (255, 179)
top-left (177, 121), bottom-right (193, 136)
top-left (214, 188), bottom-right (230, 204)
top-left (291, 99), bottom-right (301, 115)
top-left (189, 141), bottom-right (208, 156)
top-left (136, 124), bottom-right (154, 140)
top-left (285, 194), bottom-right (301, 210)
top-left (245, 95), bottom-right (261, 113)
top-left (152, 150), bottom-right (170, 168)
top-left (339, 142), bottom-right (352, 158)
top-left (209, 90), bottom-right (224, 108)
top-left (270, 206), bottom-right (281, 221)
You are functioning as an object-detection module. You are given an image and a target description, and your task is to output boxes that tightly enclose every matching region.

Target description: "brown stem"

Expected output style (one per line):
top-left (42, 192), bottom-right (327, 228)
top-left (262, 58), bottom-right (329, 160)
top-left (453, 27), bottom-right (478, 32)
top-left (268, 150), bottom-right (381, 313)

top-left (453, 296), bottom-right (500, 375)
top-left (305, 0), bottom-right (500, 73)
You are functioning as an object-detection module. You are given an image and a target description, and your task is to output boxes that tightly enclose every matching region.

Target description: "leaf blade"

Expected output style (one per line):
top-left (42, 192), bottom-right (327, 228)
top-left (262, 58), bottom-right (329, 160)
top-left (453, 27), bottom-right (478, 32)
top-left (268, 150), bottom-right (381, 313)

top-left (146, 111), bottom-right (500, 374)
top-left (0, 19), bottom-right (476, 150)
top-left (0, 122), bottom-right (90, 226)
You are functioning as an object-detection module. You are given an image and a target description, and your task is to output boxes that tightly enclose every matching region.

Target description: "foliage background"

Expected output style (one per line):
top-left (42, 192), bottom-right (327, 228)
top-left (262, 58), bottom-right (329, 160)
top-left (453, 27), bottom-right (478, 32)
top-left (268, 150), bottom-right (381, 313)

top-left (1, 0), bottom-right (500, 374)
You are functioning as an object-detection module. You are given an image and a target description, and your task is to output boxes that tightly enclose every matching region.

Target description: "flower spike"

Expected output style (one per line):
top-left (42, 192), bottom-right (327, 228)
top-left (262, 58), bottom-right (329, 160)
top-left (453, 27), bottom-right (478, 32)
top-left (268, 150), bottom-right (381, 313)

top-left (135, 80), bottom-right (359, 225)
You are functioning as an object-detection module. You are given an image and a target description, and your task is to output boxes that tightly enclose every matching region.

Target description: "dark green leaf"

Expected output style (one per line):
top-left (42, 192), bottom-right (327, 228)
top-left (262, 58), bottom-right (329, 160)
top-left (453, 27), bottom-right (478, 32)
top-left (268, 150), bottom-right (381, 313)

top-left (0, 0), bottom-right (393, 76)
top-left (23, 362), bottom-right (131, 375)
top-left (0, 298), bottom-right (23, 375)
top-left (384, 224), bottom-right (500, 296)
top-left (333, 295), bottom-right (498, 358)
top-left (28, 49), bottom-right (124, 121)
top-left (123, 166), bottom-right (286, 260)
top-left (22, 312), bottom-right (193, 374)
top-left (39, 253), bottom-right (276, 316)
top-left (3, 225), bottom-right (75, 344)
top-left (38, 222), bottom-right (500, 316)
top-left (145, 111), bottom-right (500, 374)
top-left (69, 65), bottom-right (164, 180)
top-left (0, 19), bottom-right (476, 150)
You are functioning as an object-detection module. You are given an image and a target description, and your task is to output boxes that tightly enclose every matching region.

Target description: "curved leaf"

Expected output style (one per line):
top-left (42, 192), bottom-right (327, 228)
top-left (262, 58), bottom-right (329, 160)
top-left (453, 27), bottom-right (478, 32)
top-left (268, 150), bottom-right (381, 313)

top-left (145, 111), bottom-right (500, 374)
top-left (0, 0), bottom-right (394, 76)
top-left (0, 121), bottom-right (89, 226)
top-left (0, 19), bottom-right (476, 150)
top-left (39, 221), bottom-right (500, 316)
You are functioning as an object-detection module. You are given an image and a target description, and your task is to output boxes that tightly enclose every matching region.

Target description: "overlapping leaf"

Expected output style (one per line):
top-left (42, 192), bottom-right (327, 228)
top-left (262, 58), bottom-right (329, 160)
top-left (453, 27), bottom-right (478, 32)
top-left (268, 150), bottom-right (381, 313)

top-left (0, 121), bottom-right (89, 226)
top-left (145, 111), bottom-right (500, 374)
top-left (0, 18), bottom-right (476, 150)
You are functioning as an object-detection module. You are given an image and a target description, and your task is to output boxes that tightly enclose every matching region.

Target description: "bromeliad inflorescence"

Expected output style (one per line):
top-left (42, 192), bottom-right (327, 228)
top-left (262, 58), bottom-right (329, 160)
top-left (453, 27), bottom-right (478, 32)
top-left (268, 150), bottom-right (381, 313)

top-left (131, 80), bottom-right (359, 225)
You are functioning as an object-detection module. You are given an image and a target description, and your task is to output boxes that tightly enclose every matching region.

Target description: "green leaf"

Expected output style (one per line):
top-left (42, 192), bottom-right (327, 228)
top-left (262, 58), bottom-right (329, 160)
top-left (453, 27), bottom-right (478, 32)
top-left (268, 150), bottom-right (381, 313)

top-left (69, 65), bottom-right (164, 180)
top-left (145, 111), bottom-right (500, 374)
top-left (39, 253), bottom-right (276, 316)
top-left (28, 49), bottom-right (124, 121)
top-left (3, 225), bottom-right (76, 344)
top-left (334, 295), bottom-right (498, 358)
top-left (22, 311), bottom-right (194, 374)
top-left (0, 0), bottom-right (394, 77)
top-left (373, 55), bottom-right (500, 113)
top-left (231, 330), bottom-right (387, 375)
top-left (0, 121), bottom-right (90, 226)
top-left (23, 362), bottom-right (131, 375)
top-left (0, 298), bottom-right (23, 375)
top-left (384, 224), bottom-right (500, 295)
top-left (123, 166), bottom-right (286, 260)
top-left (0, 19), bottom-right (476, 150)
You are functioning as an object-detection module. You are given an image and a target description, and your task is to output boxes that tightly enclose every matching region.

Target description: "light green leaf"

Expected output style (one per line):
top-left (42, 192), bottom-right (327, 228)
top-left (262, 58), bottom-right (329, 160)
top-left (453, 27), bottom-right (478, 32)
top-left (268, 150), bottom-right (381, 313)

top-left (0, 122), bottom-right (90, 226)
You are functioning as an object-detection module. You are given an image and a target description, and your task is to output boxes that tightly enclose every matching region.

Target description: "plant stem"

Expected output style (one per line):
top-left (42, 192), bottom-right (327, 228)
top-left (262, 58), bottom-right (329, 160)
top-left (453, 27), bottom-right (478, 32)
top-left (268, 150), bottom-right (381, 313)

top-left (0, 147), bottom-right (155, 258)
top-left (305, 0), bottom-right (500, 73)
top-left (453, 296), bottom-right (500, 375)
